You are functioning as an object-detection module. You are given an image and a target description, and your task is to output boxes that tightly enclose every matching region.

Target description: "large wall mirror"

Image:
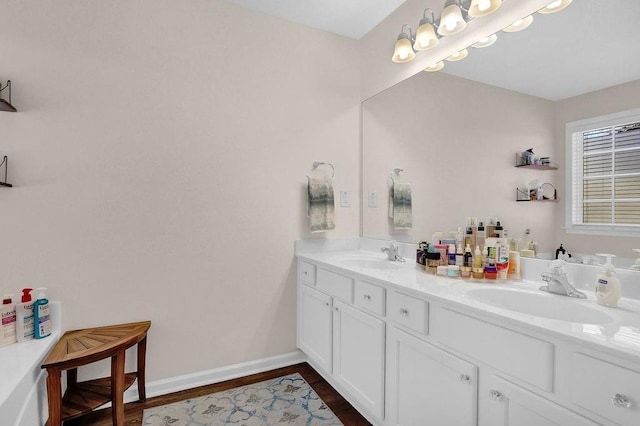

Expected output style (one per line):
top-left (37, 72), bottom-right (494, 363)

top-left (362, 0), bottom-right (640, 258)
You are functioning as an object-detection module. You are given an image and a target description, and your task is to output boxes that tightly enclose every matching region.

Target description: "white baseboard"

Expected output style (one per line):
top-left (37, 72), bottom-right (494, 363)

top-left (123, 350), bottom-right (307, 403)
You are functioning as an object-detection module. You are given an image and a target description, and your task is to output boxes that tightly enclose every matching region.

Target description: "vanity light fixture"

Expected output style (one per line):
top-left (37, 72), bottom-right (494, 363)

top-left (424, 61), bottom-right (445, 72)
top-left (502, 15), bottom-right (534, 32)
top-left (0, 80), bottom-right (17, 112)
top-left (446, 48), bottom-right (469, 61)
top-left (438, 0), bottom-right (468, 36)
top-left (392, 24), bottom-right (416, 63)
top-left (472, 33), bottom-right (498, 48)
top-left (538, 0), bottom-right (572, 14)
top-left (414, 9), bottom-right (440, 51)
top-left (468, 0), bottom-right (501, 18)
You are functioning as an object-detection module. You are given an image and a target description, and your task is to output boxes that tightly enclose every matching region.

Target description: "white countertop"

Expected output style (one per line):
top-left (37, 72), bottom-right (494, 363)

top-left (298, 249), bottom-right (640, 363)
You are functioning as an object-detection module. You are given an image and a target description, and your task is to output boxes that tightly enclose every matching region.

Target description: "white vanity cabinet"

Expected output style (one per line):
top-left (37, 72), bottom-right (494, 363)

top-left (332, 299), bottom-right (385, 420)
top-left (299, 284), bottom-right (333, 373)
top-left (296, 254), bottom-right (640, 426)
top-left (386, 326), bottom-right (478, 426)
top-left (297, 260), bottom-right (386, 423)
top-left (480, 374), bottom-right (600, 426)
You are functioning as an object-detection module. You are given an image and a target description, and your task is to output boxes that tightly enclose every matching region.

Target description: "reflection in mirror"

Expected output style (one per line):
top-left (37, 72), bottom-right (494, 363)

top-left (362, 0), bottom-right (640, 259)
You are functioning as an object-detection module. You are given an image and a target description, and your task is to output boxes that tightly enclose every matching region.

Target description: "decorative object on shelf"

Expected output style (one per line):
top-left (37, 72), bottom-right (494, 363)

top-left (0, 156), bottom-right (12, 188)
top-left (516, 182), bottom-right (557, 202)
top-left (0, 80), bottom-right (17, 112)
top-left (515, 152), bottom-right (558, 169)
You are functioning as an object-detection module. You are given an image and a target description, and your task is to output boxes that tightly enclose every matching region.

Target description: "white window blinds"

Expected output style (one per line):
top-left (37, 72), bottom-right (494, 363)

top-left (570, 121), bottom-right (640, 228)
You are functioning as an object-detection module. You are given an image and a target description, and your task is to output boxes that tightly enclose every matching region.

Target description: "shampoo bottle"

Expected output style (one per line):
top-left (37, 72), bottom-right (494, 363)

top-left (16, 288), bottom-right (35, 342)
top-left (1, 294), bottom-right (17, 348)
top-left (472, 246), bottom-right (484, 279)
top-left (595, 254), bottom-right (621, 308)
top-left (34, 288), bottom-right (52, 339)
top-left (476, 222), bottom-right (486, 250)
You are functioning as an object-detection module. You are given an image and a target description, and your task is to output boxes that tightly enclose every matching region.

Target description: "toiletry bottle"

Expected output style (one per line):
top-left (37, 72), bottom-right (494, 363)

top-left (472, 246), bottom-right (484, 279)
top-left (494, 221), bottom-right (504, 238)
top-left (455, 227), bottom-right (464, 249)
top-left (476, 222), bottom-right (486, 250)
top-left (34, 288), bottom-right (52, 339)
top-left (16, 288), bottom-right (35, 342)
top-left (462, 244), bottom-right (473, 278)
top-left (448, 244), bottom-right (457, 265)
top-left (1, 294), bottom-right (17, 348)
top-left (464, 227), bottom-right (474, 250)
top-left (595, 254), bottom-right (621, 308)
top-left (455, 244), bottom-right (464, 267)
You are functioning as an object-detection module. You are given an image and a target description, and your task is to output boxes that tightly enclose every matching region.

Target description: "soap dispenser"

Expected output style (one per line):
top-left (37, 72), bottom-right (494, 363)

top-left (595, 254), bottom-right (621, 308)
top-left (33, 288), bottom-right (52, 339)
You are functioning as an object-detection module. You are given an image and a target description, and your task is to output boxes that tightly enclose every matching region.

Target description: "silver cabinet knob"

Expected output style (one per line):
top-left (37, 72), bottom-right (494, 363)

top-left (334, 307), bottom-right (339, 311)
top-left (459, 374), bottom-right (471, 384)
top-left (400, 308), bottom-right (409, 316)
top-left (612, 393), bottom-right (631, 408)
top-left (324, 302), bottom-right (330, 307)
top-left (363, 294), bottom-right (372, 301)
top-left (489, 389), bottom-right (503, 401)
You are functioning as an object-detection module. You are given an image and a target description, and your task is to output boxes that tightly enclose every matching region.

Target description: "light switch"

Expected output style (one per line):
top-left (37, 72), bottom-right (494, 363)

top-left (340, 190), bottom-right (351, 207)
top-left (368, 191), bottom-right (378, 208)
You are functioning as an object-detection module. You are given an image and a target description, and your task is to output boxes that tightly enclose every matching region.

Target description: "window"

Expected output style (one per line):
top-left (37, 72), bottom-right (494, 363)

top-left (566, 108), bottom-right (640, 236)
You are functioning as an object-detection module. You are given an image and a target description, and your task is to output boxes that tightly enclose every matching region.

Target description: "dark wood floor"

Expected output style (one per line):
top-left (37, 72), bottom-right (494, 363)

top-left (64, 362), bottom-right (371, 425)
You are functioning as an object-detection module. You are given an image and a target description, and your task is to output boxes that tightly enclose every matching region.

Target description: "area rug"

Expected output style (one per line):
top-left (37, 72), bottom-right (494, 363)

top-left (142, 373), bottom-right (344, 425)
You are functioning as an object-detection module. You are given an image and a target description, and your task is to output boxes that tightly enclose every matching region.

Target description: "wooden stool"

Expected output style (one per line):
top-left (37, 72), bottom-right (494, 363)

top-left (41, 321), bottom-right (151, 425)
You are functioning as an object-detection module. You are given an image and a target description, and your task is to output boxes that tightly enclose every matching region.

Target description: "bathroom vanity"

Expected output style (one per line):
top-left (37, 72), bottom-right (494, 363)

top-left (296, 240), bottom-right (640, 426)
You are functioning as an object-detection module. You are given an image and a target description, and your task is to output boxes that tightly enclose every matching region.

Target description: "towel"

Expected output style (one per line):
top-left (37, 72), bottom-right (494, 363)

top-left (307, 169), bottom-right (335, 232)
top-left (389, 180), bottom-right (412, 229)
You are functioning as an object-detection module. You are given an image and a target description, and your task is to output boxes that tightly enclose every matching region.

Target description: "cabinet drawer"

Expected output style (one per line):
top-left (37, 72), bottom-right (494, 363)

top-left (317, 268), bottom-right (353, 303)
top-left (299, 261), bottom-right (316, 286)
top-left (570, 352), bottom-right (640, 425)
top-left (354, 280), bottom-right (385, 316)
top-left (388, 291), bottom-right (428, 335)
top-left (433, 307), bottom-right (554, 392)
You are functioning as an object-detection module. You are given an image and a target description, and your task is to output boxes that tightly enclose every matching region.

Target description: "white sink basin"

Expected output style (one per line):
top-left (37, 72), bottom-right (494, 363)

top-left (467, 288), bottom-right (613, 324)
top-left (333, 253), bottom-right (410, 270)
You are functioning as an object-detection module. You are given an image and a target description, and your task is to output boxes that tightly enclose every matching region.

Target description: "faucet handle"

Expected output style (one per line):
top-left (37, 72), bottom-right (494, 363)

top-left (549, 259), bottom-right (567, 274)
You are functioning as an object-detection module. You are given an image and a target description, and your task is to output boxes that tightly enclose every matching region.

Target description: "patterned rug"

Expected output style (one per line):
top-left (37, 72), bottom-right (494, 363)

top-left (142, 373), bottom-right (344, 425)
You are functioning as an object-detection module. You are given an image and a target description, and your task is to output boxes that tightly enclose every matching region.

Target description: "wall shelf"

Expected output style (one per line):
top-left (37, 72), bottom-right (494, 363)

top-left (0, 81), bottom-right (17, 112)
top-left (0, 156), bottom-right (13, 187)
top-left (515, 153), bottom-right (558, 170)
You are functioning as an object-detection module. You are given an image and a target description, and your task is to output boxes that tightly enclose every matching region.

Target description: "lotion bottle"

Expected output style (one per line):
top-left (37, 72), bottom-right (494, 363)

top-left (595, 254), bottom-right (621, 308)
top-left (16, 288), bottom-right (35, 342)
top-left (1, 294), bottom-right (17, 347)
top-left (34, 288), bottom-right (52, 339)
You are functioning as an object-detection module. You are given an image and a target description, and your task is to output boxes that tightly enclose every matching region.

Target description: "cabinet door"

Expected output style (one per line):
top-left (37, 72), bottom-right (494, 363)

top-left (386, 327), bottom-right (478, 426)
top-left (480, 374), bottom-right (600, 426)
top-left (332, 300), bottom-right (385, 420)
top-left (299, 284), bottom-right (333, 373)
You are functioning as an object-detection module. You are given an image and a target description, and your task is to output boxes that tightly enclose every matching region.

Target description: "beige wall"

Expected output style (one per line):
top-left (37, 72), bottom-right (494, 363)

top-left (363, 71), bottom-right (558, 253)
top-left (0, 0), bottom-right (360, 381)
top-left (554, 79), bottom-right (640, 256)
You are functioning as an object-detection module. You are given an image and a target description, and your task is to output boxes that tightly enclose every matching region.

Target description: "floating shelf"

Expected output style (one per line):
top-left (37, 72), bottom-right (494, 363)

top-left (516, 199), bottom-right (559, 203)
top-left (0, 156), bottom-right (12, 187)
top-left (0, 80), bottom-right (17, 112)
top-left (515, 153), bottom-right (558, 170)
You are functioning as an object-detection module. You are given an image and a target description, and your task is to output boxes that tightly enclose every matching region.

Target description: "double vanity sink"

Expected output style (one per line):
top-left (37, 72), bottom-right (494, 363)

top-left (296, 242), bottom-right (640, 426)
top-left (328, 250), bottom-right (621, 327)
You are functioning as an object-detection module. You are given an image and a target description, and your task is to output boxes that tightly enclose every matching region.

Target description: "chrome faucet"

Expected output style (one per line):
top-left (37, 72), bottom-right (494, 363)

top-left (381, 241), bottom-right (405, 262)
top-left (540, 260), bottom-right (586, 299)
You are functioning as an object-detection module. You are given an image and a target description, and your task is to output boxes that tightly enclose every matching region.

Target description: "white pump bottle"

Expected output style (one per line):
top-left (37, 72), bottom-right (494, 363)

top-left (595, 254), bottom-right (621, 308)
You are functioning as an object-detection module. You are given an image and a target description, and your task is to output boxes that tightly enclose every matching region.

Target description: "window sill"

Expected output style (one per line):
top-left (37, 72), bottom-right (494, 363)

top-left (563, 225), bottom-right (640, 238)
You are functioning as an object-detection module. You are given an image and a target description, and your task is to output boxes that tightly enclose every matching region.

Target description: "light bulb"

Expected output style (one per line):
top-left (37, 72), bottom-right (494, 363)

top-left (539, 0), bottom-right (572, 14)
top-left (446, 49), bottom-right (468, 61)
top-left (502, 15), bottom-right (533, 32)
top-left (424, 61), bottom-right (444, 72)
top-left (472, 33), bottom-right (497, 48)
top-left (392, 37), bottom-right (415, 63)
top-left (469, 0), bottom-right (501, 17)
top-left (438, 2), bottom-right (466, 36)
top-left (414, 22), bottom-right (439, 51)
